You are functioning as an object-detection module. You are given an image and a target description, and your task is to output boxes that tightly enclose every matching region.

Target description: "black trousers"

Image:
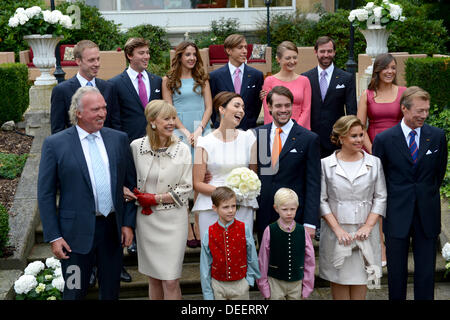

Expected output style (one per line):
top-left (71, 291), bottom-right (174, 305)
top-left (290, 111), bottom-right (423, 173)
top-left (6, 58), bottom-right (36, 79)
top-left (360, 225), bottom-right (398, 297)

top-left (61, 213), bottom-right (122, 300)
top-left (385, 209), bottom-right (438, 300)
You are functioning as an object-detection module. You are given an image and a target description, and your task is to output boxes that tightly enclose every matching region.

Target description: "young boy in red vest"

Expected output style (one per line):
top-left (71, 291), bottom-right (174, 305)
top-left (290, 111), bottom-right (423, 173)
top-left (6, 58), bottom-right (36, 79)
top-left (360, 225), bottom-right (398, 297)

top-left (257, 188), bottom-right (316, 299)
top-left (200, 186), bottom-right (260, 300)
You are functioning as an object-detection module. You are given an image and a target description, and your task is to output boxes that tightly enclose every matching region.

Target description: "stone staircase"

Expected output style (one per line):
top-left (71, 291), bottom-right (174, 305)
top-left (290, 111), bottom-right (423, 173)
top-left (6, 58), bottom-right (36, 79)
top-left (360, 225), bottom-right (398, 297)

top-left (28, 221), bottom-right (449, 300)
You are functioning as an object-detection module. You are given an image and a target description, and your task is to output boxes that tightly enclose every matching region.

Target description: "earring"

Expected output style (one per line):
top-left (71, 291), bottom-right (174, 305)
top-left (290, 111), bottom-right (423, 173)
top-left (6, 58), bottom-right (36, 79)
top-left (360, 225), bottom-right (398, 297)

top-left (151, 124), bottom-right (156, 129)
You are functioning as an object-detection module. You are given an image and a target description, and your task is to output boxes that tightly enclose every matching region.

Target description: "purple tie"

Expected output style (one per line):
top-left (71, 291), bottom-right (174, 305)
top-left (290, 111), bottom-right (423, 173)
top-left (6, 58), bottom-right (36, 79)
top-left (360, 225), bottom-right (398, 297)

top-left (319, 70), bottom-right (328, 101)
top-left (137, 73), bottom-right (148, 109)
top-left (233, 68), bottom-right (241, 94)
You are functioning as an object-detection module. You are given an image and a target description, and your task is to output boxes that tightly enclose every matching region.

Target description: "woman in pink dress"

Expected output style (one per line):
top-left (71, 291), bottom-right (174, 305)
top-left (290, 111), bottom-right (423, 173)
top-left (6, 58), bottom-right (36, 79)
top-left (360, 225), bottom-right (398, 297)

top-left (357, 53), bottom-right (406, 266)
top-left (260, 41), bottom-right (312, 129)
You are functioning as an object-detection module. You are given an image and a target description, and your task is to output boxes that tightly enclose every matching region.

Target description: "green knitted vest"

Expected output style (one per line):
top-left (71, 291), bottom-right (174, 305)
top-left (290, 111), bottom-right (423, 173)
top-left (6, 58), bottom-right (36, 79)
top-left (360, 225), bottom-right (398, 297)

top-left (268, 222), bottom-right (305, 282)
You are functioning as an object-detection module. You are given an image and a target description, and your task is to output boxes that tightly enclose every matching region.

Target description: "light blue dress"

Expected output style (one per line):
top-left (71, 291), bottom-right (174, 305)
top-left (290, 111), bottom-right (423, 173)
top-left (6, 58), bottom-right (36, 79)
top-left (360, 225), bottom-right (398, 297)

top-left (172, 78), bottom-right (211, 157)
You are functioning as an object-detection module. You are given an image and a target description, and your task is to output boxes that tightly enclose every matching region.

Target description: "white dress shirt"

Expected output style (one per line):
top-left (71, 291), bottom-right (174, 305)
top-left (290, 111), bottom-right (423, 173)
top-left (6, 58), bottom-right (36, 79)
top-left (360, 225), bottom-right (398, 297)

top-left (126, 67), bottom-right (150, 99)
top-left (317, 63), bottom-right (334, 87)
top-left (76, 72), bottom-right (96, 87)
top-left (228, 62), bottom-right (245, 84)
top-left (400, 118), bottom-right (421, 149)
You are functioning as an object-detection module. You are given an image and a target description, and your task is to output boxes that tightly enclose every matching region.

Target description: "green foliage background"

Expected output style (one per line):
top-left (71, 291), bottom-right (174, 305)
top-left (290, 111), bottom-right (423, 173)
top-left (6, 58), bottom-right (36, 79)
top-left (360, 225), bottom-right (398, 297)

top-left (0, 63), bottom-right (30, 124)
top-left (0, 203), bottom-right (9, 257)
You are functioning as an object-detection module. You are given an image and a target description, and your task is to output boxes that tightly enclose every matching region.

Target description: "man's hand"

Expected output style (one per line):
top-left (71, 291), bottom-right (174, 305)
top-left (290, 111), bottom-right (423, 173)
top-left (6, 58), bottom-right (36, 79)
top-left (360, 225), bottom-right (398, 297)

top-left (121, 226), bottom-right (134, 248)
top-left (51, 238), bottom-right (71, 260)
top-left (305, 226), bottom-right (316, 239)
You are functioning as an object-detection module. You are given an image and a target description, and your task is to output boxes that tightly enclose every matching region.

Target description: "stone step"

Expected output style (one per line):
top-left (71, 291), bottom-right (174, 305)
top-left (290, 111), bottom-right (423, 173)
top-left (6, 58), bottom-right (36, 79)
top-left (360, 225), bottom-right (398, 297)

top-left (26, 242), bottom-right (449, 300)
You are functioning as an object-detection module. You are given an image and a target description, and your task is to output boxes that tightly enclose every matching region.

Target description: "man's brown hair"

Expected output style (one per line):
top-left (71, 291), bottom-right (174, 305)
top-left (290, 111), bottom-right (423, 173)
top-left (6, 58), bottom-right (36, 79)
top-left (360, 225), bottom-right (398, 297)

top-left (124, 37), bottom-right (150, 63)
top-left (223, 34), bottom-right (246, 50)
top-left (211, 186), bottom-right (236, 207)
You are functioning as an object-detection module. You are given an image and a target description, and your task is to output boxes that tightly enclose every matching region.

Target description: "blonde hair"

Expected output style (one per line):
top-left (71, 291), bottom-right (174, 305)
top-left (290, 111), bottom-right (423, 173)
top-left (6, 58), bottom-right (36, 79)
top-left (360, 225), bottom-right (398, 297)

top-left (145, 100), bottom-right (178, 149)
top-left (330, 115), bottom-right (365, 146)
top-left (73, 40), bottom-right (98, 61)
top-left (276, 41), bottom-right (298, 59)
top-left (274, 188), bottom-right (299, 207)
top-left (69, 86), bottom-right (101, 126)
top-left (224, 34), bottom-right (246, 51)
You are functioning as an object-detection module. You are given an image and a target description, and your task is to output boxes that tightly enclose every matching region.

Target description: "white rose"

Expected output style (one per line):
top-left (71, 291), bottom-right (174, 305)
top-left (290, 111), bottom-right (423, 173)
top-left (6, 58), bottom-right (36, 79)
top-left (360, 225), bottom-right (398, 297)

top-left (240, 172), bottom-right (250, 182)
top-left (25, 6), bottom-right (41, 19)
top-left (348, 12), bottom-right (356, 22)
top-left (15, 8), bottom-right (25, 14)
top-left (45, 275), bottom-right (53, 281)
top-left (42, 10), bottom-right (52, 23)
top-left (52, 277), bottom-right (65, 292)
top-left (54, 267), bottom-right (62, 277)
top-left (59, 15), bottom-right (72, 29)
top-left (35, 283), bottom-right (46, 294)
top-left (17, 13), bottom-right (29, 25)
top-left (238, 182), bottom-right (249, 195)
top-left (364, 2), bottom-right (374, 10)
top-left (48, 10), bottom-right (62, 24)
top-left (46, 257), bottom-right (61, 269)
top-left (24, 261), bottom-right (45, 276)
top-left (226, 174), bottom-right (241, 187)
top-left (8, 17), bottom-right (19, 28)
top-left (247, 180), bottom-right (258, 191)
top-left (14, 275), bottom-right (38, 295)
top-left (355, 9), bottom-right (369, 22)
top-left (399, 16), bottom-right (406, 22)
top-left (442, 242), bottom-right (450, 260)
top-left (373, 7), bottom-right (382, 18)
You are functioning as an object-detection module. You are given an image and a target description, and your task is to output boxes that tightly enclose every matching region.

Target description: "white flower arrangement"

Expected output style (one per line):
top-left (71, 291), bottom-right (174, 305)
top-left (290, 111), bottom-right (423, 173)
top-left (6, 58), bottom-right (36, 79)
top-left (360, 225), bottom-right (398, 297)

top-left (14, 257), bottom-right (64, 300)
top-left (348, 0), bottom-right (406, 30)
top-left (442, 242), bottom-right (450, 278)
top-left (8, 6), bottom-right (72, 36)
top-left (225, 167), bottom-right (261, 202)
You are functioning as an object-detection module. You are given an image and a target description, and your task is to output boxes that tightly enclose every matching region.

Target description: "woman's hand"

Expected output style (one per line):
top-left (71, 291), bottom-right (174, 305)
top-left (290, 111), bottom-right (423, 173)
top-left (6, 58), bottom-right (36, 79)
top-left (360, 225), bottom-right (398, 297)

top-left (123, 186), bottom-right (137, 202)
top-left (192, 126), bottom-right (203, 146)
top-left (259, 89), bottom-right (267, 101)
top-left (355, 224), bottom-right (374, 241)
top-left (333, 225), bottom-right (353, 246)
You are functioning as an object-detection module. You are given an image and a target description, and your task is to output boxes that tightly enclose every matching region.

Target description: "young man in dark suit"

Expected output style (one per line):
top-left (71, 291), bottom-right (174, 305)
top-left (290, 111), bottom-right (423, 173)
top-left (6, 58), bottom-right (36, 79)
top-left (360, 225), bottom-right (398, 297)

top-left (50, 40), bottom-right (121, 134)
top-left (253, 86), bottom-right (321, 244)
top-left (109, 37), bottom-right (162, 143)
top-left (209, 34), bottom-right (264, 130)
top-left (38, 87), bottom-right (137, 299)
top-left (302, 36), bottom-right (357, 158)
top-left (373, 86), bottom-right (447, 300)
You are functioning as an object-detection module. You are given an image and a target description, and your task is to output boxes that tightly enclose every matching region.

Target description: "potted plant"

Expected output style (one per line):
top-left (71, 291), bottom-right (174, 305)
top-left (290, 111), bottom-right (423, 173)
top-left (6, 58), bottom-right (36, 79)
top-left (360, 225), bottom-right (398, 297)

top-left (8, 6), bottom-right (73, 86)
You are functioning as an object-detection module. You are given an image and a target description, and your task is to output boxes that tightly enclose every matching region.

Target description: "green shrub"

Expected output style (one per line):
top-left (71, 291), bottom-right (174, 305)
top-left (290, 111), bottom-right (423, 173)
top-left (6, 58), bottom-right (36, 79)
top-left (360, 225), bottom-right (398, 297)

top-left (0, 63), bottom-right (30, 124)
top-left (0, 203), bottom-right (10, 257)
top-left (405, 57), bottom-right (450, 111)
top-left (193, 17), bottom-right (240, 48)
top-left (0, 153), bottom-right (28, 179)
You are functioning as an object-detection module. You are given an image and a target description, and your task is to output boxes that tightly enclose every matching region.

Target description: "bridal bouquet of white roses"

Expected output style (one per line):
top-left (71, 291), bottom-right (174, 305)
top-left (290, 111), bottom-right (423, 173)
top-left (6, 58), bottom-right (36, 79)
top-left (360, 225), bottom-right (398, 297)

top-left (442, 242), bottom-right (450, 278)
top-left (8, 6), bottom-right (72, 36)
top-left (14, 257), bottom-right (64, 300)
top-left (348, 0), bottom-right (405, 30)
top-left (225, 167), bottom-right (261, 202)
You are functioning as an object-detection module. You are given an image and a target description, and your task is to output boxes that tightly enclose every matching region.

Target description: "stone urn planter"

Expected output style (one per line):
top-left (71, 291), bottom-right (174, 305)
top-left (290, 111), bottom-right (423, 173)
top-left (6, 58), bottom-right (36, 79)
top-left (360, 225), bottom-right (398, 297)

top-left (359, 25), bottom-right (391, 76)
top-left (23, 34), bottom-right (63, 86)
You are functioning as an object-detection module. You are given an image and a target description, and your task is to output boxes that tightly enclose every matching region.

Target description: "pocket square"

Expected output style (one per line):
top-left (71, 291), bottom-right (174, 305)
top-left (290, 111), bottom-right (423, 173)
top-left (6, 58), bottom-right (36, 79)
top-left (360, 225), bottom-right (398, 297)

top-left (155, 89), bottom-right (161, 93)
top-left (290, 148), bottom-right (298, 153)
top-left (336, 84), bottom-right (345, 89)
top-left (426, 150), bottom-right (432, 155)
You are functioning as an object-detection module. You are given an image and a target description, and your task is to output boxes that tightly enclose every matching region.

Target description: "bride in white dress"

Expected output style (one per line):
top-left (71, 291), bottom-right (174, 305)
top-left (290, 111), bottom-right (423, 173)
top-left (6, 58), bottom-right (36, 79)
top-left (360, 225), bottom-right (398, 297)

top-left (192, 91), bottom-right (258, 239)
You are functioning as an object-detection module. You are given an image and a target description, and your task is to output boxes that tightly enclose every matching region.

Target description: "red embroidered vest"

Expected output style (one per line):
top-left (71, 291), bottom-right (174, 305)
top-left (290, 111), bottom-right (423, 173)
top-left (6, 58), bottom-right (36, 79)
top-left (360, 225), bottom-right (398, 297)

top-left (209, 220), bottom-right (247, 281)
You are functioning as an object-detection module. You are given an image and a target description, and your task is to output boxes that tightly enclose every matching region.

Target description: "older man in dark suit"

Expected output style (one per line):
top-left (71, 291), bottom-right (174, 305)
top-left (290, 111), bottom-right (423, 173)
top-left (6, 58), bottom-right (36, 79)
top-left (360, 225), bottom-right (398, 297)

top-left (254, 86), bottom-right (321, 244)
top-left (209, 34), bottom-right (264, 130)
top-left (109, 37), bottom-right (162, 142)
top-left (50, 40), bottom-right (120, 134)
top-left (373, 86), bottom-right (447, 300)
top-left (38, 86), bottom-right (137, 299)
top-left (302, 36), bottom-right (357, 158)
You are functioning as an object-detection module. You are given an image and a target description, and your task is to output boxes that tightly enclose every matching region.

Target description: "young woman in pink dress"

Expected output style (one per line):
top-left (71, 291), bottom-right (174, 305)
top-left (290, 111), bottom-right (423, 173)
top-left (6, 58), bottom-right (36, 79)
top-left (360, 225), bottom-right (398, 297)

top-left (357, 53), bottom-right (406, 266)
top-left (260, 41), bottom-right (312, 129)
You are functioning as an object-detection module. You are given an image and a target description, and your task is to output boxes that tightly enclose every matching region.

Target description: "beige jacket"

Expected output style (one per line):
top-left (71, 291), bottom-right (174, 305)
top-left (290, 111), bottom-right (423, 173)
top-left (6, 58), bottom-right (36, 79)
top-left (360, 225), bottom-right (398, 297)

top-left (130, 136), bottom-right (192, 211)
top-left (320, 150), bottom-right (387, 224)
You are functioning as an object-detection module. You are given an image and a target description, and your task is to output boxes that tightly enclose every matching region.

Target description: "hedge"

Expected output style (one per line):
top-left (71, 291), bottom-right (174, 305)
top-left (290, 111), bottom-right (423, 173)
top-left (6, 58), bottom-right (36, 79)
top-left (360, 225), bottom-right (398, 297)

top-left (0, 63), bottom-right (30, 124)
top-left (0, 203), bottom-right (9, 257)
top-left (405, 57), bottom-right (450, 112)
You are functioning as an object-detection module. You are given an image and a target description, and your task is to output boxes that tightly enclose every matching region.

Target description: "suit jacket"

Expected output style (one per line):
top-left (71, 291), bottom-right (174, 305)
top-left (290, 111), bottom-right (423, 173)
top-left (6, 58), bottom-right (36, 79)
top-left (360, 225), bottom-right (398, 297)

top-left (302, 66), bottom-right (357, 157)
top-left (50, 76), bottom-right (121, 134)
top-left (109, 70), bottom-right (162, 142)
top-left (37, 126), bottom-right (137, 254)
top-left (254, 120), bottom-right (321, 235)
top-left (372, 123), bottom-right (447, 239)
top-left (210, 63), bottom-right (263, 130)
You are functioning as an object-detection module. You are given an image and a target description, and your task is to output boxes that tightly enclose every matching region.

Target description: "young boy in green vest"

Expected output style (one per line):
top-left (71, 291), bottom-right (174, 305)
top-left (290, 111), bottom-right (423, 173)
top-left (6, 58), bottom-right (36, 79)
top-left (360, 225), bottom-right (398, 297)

top-left (200, 186), bottom-right (260, 300)
top-left (256, 188), bottom-right (316, 299)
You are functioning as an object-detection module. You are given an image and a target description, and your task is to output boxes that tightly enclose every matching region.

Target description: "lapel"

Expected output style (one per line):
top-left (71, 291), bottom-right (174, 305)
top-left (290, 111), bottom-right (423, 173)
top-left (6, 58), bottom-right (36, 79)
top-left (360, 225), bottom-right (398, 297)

top-left (330, 151), bottom-right (371, 182)
top-left (137, 136), bottom-right (154, 190)
top-left (146, 70), bottom-right (159, 101)
top-left (67, 126), bottom-right (93, 193)
top-left (100, 128), bottom-right (117, 200)
top-left (221, 64), bottom-right (236, 92)
top-left (278, 122), bottom-right (300, 161)
top-left (391, 123), bottom-right (414, 165)
top-left (416, 124), bottom-right (432, 164)
top-left (96, 78), bottom-right (105, 94)
top-left (120, 71), bottom-right (143, 108)
top-left (240, 65), bottom-right (251, 96)
top-left (69, 76), bottom-right (81, 92)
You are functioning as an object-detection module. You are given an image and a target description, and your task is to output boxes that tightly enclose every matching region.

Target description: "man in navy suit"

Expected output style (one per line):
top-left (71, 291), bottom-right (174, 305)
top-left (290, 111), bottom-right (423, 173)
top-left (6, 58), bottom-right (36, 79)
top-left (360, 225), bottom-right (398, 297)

top-left (254, 86), bottom-right (321, 244)
top-left (38, 86), bottom-right (137, 299)
top-left (373, 86), bottom-right (447, 300)
top-left (303, 36), bottom-right (357, 158)
top-left (109, 37), bottom-right (162, 142)
top-left (209, 34), bottom-right (264, 130)
top-left (50, 40), bottom-right (120, 134)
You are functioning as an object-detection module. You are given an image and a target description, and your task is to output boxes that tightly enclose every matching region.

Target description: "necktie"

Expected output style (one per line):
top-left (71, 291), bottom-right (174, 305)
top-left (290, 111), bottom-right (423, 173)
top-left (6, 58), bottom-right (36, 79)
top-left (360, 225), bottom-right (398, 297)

top-left (233, 68), bottom-right (241, 94)
top-left (86, 81), bottom-right (93, 87)
top-left (137, 73), bottom-right (148, 109)
top-left (409, 130), bottom-right (418, 165)
top-left (319, 70), bottom-right (328, 101)
top-left (86, 134), bottom-right (113, 216)
top-left (272, 127), bottom-right (283, 167)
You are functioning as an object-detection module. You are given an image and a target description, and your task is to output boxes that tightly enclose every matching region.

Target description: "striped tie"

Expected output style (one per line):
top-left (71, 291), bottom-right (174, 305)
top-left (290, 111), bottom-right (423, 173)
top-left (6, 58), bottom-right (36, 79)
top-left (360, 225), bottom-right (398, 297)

top-left (409, 130), bottom-right (418, 165)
